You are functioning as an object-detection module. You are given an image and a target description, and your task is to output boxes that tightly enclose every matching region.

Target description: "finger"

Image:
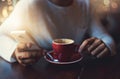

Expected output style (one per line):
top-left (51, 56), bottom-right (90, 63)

top-left (88, 39), bottom-right (102, 52)
top-left (17, 42), bottom-right (35, 51)
top-left (19, 52), bottom-right (37, 59)
top-left (38, 49), bottom-right (44, 57)
top-left (15, 49), bottom-right (42, 66)
top-left (79, 37), bottom-right (96, 53)
top-left (91, 43), bottom-right (106, 56)
top-left (16, 57), bottom-right (23, 65)
top-left (96, 48), bottom-right (109, 58)
top-left (19, 55), bottom-right (40, 61)
top-left (20, 50), bottom-right (42, 60)
top-left (17, 43), bottom-right (28, 52)
top-left (26, 42), bottom-right (33, 48)
top-left (20, 58), bottom-right (36, 66)
top-left (15, 54), bottom-right (27, 66)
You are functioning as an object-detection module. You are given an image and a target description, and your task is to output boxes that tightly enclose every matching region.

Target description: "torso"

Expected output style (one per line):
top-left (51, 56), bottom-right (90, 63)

top-left (26, 0), bottom-right (90, 49)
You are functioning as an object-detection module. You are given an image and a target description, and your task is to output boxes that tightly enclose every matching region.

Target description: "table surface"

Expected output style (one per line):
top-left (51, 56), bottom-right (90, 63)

top-left (0, 54), bottom-right (120, 79)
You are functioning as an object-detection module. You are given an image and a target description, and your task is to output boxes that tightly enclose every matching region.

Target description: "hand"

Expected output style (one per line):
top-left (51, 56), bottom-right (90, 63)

top-left (13, 42), bottom-right (44, 66)
top-left (79, 37), bottom-right (110, 58)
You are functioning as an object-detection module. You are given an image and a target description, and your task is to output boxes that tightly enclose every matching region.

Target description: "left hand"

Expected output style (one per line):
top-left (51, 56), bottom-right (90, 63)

top-left (79, 37), bottom-right (110, 58)
top-left (13, 42), bottom-right (44, 66)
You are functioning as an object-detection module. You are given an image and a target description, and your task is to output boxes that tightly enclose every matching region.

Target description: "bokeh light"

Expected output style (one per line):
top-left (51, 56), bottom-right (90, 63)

top-left (0, 0), bottom-right (19, 25)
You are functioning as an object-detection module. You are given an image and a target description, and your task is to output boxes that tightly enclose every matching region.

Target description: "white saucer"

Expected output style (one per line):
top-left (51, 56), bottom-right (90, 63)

top-left (44, 51), bottom-right (83, 65)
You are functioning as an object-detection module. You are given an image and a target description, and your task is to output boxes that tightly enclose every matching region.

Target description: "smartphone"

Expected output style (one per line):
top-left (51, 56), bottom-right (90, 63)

top-left (10, 30), bottom-right (33, 43)
top-left (10, 30), bottom-right (40, 50)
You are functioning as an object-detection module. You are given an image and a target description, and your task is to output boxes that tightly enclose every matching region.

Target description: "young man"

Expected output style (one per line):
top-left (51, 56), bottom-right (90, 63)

top-left (0, 0), bottom-right (116, 66)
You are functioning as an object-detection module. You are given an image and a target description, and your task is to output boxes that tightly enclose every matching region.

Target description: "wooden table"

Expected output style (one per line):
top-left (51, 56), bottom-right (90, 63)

top-left (0, 54), bottom-right (120, 79)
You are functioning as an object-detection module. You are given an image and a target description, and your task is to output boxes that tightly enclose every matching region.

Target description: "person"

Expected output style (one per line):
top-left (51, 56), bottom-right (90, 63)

top-left (0, 0), bottom-right (116, 66)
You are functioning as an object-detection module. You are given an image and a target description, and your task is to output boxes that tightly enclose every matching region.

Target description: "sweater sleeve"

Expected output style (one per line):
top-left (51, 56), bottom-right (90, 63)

top-left (90, 20), bottom-right (116, 56)
top-left (0, 0), bottom-right (29, 62)
top-left (0, 35), bottom-right (18, 62)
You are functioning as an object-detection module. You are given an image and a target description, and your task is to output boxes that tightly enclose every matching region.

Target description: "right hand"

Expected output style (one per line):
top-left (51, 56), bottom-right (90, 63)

top-left (79, 37), bottom-right (110, 58)
top-left (13, 42), bottom-right (44, 66)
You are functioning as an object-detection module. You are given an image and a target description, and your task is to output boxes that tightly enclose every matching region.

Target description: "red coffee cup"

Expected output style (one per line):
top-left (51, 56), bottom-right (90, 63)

top-left (52, 38), bottom-right (79, 62)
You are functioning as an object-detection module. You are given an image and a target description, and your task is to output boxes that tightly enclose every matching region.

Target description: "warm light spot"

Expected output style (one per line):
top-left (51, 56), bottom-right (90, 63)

top-left (8, 6), bottom-right (13, 11)
top-left (2, 7), bottom-right (9, 18)
top-left (111, 2), bottom-right (118, 9)
top-left (7, 0), bottom-right (12, 5)
top-left (104, 0), bottom-right (110, 6)
top-left (2, 0), bottom-right (5, 1)
top-left (0, 0), bottom-right (15, 25)
top-left (0, 18), bottom-right (5, 23)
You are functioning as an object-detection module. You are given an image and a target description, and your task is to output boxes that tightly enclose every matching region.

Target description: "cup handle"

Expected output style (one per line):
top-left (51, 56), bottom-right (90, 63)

top-left (74, 44), bottom-right (80, 53)
top-left (74, 44), bottom-right (89, 57)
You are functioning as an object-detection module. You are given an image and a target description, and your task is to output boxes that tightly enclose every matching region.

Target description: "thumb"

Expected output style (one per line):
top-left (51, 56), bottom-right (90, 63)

top-left (78, 37), bottom-right (95, 53)
top-left (26, 42), bottom-right (33, 48)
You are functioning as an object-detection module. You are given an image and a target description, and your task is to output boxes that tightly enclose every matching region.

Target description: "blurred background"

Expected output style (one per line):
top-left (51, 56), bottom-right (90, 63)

top-left (0, 0), bottom-right (19, 25)
top-left (0, 0), bottom-right (120, 27)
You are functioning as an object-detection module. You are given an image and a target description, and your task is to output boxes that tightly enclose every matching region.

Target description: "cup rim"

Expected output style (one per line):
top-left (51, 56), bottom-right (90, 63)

top-left (52, 38), bottom-right (74, 45)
